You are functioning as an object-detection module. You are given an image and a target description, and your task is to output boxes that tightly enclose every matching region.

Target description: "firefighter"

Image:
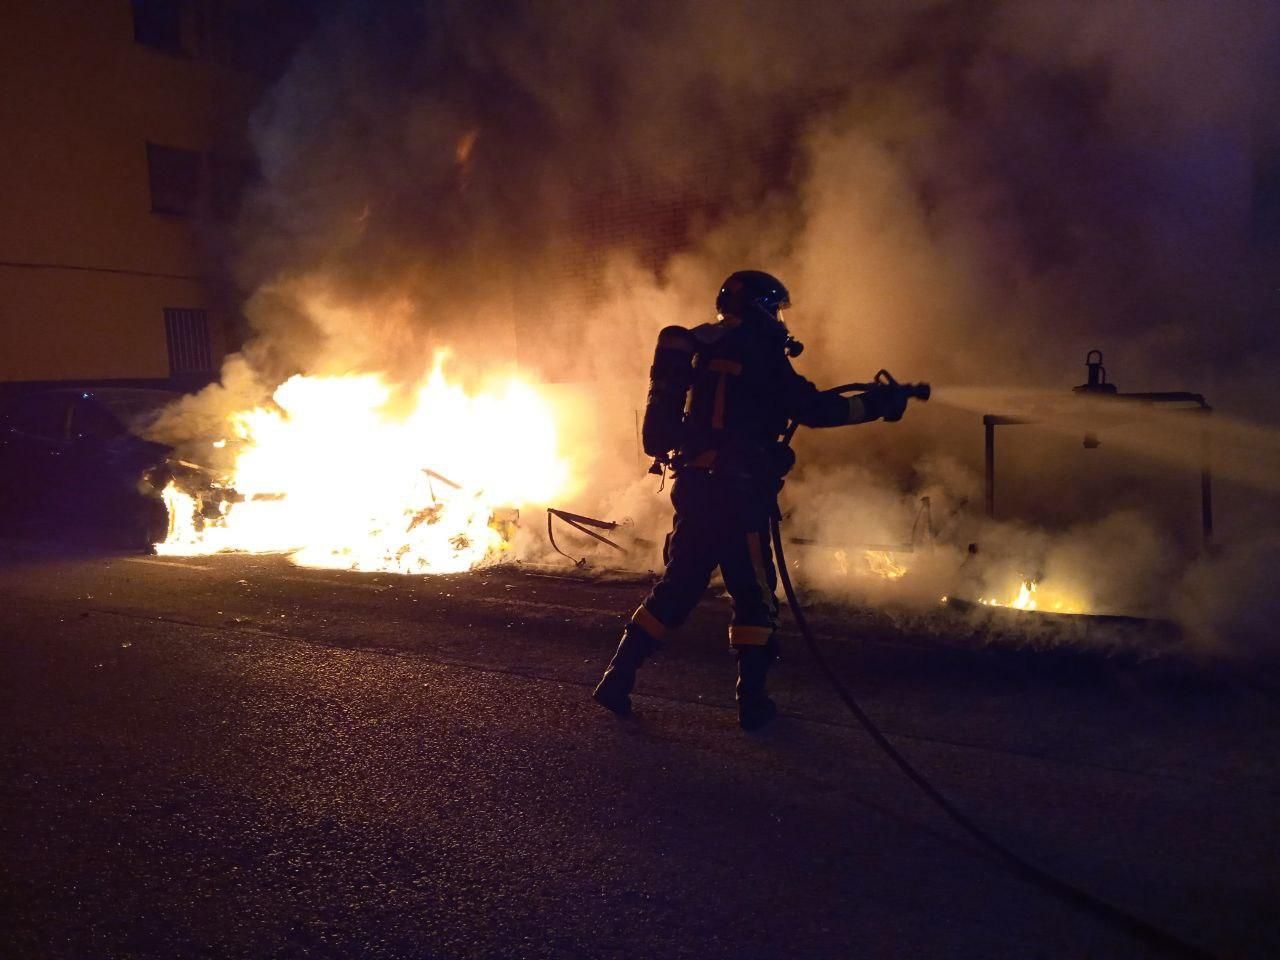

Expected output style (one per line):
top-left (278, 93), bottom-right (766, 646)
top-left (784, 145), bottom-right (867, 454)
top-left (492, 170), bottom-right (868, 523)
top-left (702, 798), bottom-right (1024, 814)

top-left (592, 270), bottom-right (917, 730)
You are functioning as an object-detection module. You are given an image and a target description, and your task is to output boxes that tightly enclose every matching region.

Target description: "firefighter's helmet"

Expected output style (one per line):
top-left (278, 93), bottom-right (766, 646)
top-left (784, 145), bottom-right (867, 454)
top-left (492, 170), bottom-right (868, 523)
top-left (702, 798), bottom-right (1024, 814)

top-left (715, 270), bottom-right (790, 321)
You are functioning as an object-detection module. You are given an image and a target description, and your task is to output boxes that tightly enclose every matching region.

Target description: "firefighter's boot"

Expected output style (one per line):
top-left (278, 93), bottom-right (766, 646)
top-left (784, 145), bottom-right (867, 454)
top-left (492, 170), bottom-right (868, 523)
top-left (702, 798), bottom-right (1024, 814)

top-left (592, 624), bottom-right (659, 716)
top-left (735, 640), bottom-right (778, 731)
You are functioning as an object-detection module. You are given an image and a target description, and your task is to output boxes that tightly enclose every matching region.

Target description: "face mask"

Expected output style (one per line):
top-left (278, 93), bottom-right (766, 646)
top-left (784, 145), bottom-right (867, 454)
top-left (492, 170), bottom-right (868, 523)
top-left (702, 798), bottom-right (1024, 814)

top-left (774, 307), bottom-right (805, 357)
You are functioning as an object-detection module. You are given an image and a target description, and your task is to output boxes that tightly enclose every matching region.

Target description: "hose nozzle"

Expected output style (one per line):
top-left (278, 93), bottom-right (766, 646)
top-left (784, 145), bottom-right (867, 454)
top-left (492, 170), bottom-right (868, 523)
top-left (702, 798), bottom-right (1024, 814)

top-left (874, 370), bottom-right (930, 403)
top-left (903, 381), bottom-right (930, 402)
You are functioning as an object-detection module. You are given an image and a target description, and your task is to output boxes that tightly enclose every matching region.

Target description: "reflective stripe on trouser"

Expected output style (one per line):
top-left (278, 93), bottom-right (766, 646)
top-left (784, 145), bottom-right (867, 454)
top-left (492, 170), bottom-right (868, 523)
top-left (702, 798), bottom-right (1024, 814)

top-left (638, 471), bottom-right (779, 645)
top-left (727, 530), bottom-right (778, 647)
top-left (628, 604), bottom-right (669, 641)
top-left (729, 624), bottom-right (773, 646)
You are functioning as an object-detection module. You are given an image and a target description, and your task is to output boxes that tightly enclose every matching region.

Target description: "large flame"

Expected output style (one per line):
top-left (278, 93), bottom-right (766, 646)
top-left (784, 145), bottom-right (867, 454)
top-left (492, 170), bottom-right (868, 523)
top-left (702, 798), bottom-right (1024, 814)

top-left (157, 355), bottom-right (570, 574)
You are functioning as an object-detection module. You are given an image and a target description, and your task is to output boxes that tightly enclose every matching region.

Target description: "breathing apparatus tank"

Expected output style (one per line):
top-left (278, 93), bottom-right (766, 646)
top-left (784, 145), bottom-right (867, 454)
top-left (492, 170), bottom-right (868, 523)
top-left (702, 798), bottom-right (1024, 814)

top-left (641, 325), bottom-right (697, 464)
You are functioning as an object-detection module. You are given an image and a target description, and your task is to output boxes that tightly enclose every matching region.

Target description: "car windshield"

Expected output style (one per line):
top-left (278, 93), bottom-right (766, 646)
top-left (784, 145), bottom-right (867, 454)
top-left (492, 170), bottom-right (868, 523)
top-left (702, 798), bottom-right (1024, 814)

top-left (4, 394), bottom-right (72, 441)
top-left (84, 389), bottom-right (179, 437)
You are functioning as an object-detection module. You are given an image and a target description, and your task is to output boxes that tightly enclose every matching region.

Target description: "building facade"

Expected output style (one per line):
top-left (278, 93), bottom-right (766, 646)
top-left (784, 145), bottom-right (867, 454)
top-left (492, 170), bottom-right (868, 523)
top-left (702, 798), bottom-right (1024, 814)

top-left (0, 0), bottom-right (297, 390)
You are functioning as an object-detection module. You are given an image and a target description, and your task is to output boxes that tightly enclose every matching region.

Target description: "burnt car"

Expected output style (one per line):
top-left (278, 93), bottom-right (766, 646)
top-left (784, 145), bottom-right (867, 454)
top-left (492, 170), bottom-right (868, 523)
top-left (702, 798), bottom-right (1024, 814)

top-left (0, 387), bottom-right (180, 548)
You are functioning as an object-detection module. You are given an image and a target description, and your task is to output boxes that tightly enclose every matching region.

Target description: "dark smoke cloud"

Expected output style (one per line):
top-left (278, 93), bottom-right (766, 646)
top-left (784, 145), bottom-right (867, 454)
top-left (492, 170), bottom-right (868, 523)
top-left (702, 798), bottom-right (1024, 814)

top-left (236, 0), bottom-right (1279, 393)
top-left (203, 0), bottom-right (1280, 653)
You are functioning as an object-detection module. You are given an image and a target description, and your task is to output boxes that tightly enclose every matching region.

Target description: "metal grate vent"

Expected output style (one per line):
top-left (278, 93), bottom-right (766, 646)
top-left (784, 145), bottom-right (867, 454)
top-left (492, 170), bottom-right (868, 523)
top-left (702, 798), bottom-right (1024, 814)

top-left (164, 308), bottom-right (213, 375)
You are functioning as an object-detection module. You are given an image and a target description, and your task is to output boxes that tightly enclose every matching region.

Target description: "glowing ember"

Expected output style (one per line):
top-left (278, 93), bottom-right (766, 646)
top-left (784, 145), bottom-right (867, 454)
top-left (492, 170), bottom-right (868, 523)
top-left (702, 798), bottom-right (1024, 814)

top-left (157, 354), bottom-right (570, 574)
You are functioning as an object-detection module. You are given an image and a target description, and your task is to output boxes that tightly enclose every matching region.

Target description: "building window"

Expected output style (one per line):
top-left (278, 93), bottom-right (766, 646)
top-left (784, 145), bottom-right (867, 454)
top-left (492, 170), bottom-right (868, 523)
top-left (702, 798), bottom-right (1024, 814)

top-left (133, 0), bottom-right (186, 56)
top-left (147, 143), bottom-right (203, 216)
top-left (164, 308), bottom-right (213, 376)
top-left (208, 153), bottom-right (256, 221)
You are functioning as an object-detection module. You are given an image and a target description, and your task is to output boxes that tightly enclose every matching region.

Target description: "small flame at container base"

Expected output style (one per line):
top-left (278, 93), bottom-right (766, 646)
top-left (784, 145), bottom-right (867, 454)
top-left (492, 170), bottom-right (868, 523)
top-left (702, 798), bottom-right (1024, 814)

top-left (981, 579), bottom-right (1039, 611)
top-left (835, 545), bottom-right (1092, 617)
top-left (974, 578), bottom-right (1088, 615)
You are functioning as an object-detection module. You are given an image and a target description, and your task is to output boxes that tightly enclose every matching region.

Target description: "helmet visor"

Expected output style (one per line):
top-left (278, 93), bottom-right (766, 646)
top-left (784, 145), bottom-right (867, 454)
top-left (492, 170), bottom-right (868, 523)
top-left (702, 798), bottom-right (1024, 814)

top-left (776, 306), bottom-right (793, 335)
top-left (759, 295), bottom-right (790, 320)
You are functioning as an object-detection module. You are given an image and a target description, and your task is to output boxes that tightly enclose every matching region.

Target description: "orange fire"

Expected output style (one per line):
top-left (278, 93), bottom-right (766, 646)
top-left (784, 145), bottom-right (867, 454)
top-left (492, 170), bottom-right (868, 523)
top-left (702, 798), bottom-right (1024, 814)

top-left (157, 353), bottom-right (570, 574)
top-left (863, 549), bottom-right (908, 580)
top-left (978, 577), bottom-right (1085, 614)
top-left (980, 578), bottom-right (1039, 610)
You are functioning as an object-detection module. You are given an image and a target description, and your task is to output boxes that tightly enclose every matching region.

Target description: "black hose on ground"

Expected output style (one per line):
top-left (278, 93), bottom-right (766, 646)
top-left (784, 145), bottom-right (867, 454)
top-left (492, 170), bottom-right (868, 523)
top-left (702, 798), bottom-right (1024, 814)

top-left (768, 512), bottom-right (1214, 960)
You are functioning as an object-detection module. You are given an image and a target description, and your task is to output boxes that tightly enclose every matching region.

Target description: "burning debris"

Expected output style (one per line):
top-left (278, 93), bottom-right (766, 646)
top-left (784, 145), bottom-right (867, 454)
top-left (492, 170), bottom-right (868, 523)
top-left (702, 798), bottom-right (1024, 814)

top-left (155, 355), bottom-right (570, 574)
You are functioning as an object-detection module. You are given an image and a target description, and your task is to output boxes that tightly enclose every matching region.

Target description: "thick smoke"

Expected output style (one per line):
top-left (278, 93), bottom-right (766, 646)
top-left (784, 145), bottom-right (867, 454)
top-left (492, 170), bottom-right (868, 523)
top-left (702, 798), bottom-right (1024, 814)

top-left (178, 0), bottom-right (1280, 655)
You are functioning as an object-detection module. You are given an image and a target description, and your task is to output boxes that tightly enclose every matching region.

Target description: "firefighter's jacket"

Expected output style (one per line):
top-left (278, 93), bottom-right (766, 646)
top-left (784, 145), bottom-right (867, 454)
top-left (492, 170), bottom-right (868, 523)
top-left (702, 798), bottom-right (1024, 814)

top-left (675, 317), bottom-right (864, 479)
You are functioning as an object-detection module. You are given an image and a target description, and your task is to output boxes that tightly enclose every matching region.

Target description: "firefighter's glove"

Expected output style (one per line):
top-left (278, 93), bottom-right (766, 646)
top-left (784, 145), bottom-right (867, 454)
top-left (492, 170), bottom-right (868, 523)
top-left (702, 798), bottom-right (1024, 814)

top-left (861, 384), bottom-right (909, 423)
top-left (765, 442), bottom-right (796, 479)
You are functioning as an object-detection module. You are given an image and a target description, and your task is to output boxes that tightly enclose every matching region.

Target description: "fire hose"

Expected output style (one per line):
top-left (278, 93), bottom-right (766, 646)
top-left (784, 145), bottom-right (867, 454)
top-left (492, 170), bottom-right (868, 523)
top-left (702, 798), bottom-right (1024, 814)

top-left (770, 383), bottom-right (1213, 960)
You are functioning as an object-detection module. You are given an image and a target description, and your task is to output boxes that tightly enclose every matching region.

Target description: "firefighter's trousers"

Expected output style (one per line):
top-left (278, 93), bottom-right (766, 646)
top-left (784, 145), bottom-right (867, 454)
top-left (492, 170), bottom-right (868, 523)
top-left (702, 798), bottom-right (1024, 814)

top-left (630, 469), bottom-right (779, 648)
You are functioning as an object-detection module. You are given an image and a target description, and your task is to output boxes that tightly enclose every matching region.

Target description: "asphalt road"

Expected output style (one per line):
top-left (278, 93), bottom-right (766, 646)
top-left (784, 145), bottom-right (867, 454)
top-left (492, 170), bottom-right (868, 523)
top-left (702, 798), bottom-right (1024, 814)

top-left (1, 543), bottom-right (1277, 959)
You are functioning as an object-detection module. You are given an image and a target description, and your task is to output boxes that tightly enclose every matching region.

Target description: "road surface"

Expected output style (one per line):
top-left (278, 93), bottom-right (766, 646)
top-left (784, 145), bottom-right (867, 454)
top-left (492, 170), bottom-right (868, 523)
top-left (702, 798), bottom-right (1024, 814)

top-left (1, 543), bottom-right (1277, 958)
